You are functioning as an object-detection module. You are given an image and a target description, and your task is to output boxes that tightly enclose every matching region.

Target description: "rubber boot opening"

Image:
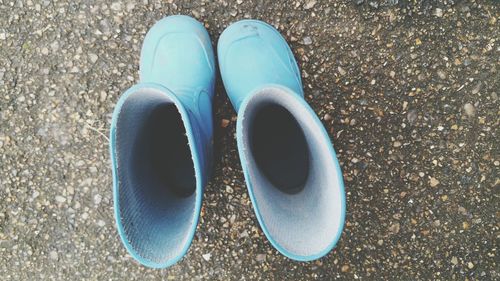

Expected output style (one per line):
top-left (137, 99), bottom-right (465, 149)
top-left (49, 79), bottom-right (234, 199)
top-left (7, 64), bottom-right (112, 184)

top-left (142, 103), bottom-right (196, 197)
top-left (249, 104), bottom-right (309, 194)
top-left (113, 88), bottom-right (197, 264)
top-left (239, 87), bottom-right (344, 258)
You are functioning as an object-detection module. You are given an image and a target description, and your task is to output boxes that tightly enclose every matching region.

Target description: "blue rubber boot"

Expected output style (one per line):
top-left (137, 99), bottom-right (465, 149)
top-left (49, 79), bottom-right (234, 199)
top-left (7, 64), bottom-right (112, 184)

top-left (218, 20), bottom-right (346, 261)
top-left (109, 15), bottom-right (215, 268)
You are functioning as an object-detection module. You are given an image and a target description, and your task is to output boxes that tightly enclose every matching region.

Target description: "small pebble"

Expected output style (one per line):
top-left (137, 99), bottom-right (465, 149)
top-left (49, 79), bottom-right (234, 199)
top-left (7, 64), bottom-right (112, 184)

top-left (202, 253), bottom-right (211, 261)
top-left (94, 194), bottom-right (102, 205)
top-left (463, 221), bottom-right (470, 230)
top-left (89, 53), bottom-right (98, 63)
top-left (221, 119), bottom-right (230, 128)
top-left (437, 70), bottom-right (447, 80)
top-left (472, 82), bottom-right (481, 94)
top-left (110, 2), bottom-right (122, 11)
top-left (338, 66), bottom-right (346, 76)
top-left (99, 91), bottom-right (107, 102)
top-left (434, 8), bottom-right (443, 17)
top-left (407, 110), bottom-right (418, 124)
top-left (304, 0), bottom-right (317, 9)
top-left (430, 177), bottom-right (440, 187)
top-left (49, 251), bottom-right (58, 261)
top-left (256, 254), bottom-right (266, 262)
top-left (463, 103), bottom-right (476, 117)
top-left (303, 36), bottom-right (312, 45)
top-left (389, 222), bottom-right (400, 234)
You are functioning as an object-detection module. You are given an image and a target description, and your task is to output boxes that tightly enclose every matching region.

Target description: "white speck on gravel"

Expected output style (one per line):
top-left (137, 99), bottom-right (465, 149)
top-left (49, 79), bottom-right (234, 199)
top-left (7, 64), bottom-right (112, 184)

top-left (463, 103), bottom-right (476, 117)
top-left (434, 8), bottom-right (443, 17)
top-left (338, 66), bottom-right (346, 76)
top-left (304, 0), bottom-right (317, 9)
top-left (89, 53), bottom-right (98, 63)
top-left (94, 194), bottom-right (102, 205)
top-left (49, 251), bottom-right (58, 260)
top-left (110, 2), bottom-right (122, 11)
top-left (202, 253), bottom-right (211, 261)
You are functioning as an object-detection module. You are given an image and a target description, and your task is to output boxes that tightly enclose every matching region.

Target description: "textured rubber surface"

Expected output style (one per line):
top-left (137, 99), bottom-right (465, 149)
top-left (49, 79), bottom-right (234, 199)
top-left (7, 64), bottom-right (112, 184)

top-left (112, 87), bottom-right (197, 266)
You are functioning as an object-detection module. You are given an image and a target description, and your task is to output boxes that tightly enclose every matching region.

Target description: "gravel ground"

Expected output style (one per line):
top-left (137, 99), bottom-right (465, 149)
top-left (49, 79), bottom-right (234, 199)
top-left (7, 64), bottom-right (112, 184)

top-left (0, 0), bottom-right (498, 280)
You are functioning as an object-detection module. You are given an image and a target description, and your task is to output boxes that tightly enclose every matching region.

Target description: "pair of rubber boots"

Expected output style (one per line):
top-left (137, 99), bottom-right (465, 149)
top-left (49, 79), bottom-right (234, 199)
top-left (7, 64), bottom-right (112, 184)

top-left (110, 15), bottom-right (345, 268)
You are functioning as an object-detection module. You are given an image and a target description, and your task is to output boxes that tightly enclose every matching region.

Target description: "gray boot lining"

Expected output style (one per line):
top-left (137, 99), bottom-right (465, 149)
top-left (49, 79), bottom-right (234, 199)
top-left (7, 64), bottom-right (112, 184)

top-left (239, 87), bottom-right (343, 257)
top-left (114, 88), bottom-right (196, 263)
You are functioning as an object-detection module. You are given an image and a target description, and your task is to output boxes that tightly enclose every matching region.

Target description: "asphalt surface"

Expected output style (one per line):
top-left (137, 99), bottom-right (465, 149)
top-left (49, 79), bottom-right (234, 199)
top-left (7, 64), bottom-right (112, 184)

top-left (0, 0), bottom-right (498, 280)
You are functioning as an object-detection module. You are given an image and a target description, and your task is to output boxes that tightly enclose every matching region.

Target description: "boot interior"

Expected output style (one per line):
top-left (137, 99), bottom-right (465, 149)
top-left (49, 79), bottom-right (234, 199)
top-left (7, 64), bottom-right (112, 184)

top-left (250, 104), bottom-right (309, 194)
top-left (239, 87), bottom-right (344, 258)
top-left (145, 103), bottom-right (196, 197)
top-left (113, 88), bottom-right (197, 264)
